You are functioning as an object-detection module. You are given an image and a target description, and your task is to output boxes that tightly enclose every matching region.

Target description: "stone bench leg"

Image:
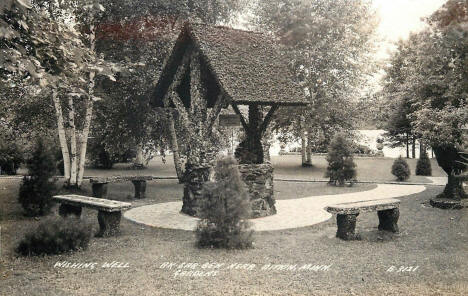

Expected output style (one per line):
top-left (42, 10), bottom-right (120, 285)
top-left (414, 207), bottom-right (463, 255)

top-left (336, 213), bottom-right (361, 240)
top-left (378, 208), bottom-right (399, 233)
top-left (96, 211), bottom-right (122, 237)
top-left (58, 204), bottom-right (82, 218)
top-left (131, 180), bottom-right (147, 199)
top-left (92, 183), bottom-right (108, 198)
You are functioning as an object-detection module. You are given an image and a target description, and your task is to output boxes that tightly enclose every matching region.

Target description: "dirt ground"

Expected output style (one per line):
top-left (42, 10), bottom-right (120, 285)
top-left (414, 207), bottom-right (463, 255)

top-left (1, 177), bottom-right (467, 296)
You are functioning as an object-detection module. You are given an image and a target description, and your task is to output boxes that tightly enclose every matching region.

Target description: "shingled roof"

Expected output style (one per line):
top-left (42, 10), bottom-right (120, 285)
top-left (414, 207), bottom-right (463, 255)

top-left (152, 22), bottom-right (307, 107)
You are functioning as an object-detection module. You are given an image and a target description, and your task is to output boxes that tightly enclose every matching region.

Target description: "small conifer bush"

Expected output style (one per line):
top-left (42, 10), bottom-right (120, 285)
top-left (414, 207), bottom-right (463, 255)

top-left (16, 216), bottom-right (92, 256)
top-left (196, 156), bottom-right (253, 249)
top-left (325, 133), bottom-right (357, 186)
top-left (18, 138), bottom-right (56, 216)
top-left (391, 156), bottom-right (411, 181)
top-left (416, 151), bottom-right (432, 176)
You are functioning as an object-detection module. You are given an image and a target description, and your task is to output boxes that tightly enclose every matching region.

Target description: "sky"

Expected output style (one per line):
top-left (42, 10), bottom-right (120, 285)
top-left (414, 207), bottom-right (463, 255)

top-left (373, 0), bottom-right (447, 56)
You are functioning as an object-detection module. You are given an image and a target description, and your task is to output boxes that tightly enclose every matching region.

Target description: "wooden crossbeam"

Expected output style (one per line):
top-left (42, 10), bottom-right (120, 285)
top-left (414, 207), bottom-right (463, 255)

top-left (231, 104), bottom-right (248, 131)
top-left (206, 92), bottom-right (226, 133)
top-left (260, 105), bottom-right (279, 134)
top-left (162, 50), bottom-right (191, 107)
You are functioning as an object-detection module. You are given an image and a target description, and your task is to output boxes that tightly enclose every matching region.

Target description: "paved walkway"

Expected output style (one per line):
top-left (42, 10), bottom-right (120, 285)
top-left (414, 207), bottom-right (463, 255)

top-left (124, 184), bottom-right (426, 232)
top-left (426, 176), bottom-right (448, 186)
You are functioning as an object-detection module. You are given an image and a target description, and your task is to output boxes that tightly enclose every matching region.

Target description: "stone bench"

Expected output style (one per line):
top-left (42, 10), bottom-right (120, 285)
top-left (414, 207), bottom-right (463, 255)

top-left (53, 194), bottom-right (132, 237)
top-left (326, 198), bottom-right (400, 240)
top-left (89, 176), bottom-right (153, 199)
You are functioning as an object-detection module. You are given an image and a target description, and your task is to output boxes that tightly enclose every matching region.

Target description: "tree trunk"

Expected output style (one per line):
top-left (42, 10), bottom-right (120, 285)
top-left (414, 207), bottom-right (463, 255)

top-left (52, 91), bottom-right (71, 181)
top-left (68, 96), bottom-right (78, 187)
top-left (77, 22), bottom-right (96, 187)
top-left (412, 136), bottom-right (416, 159)
top-left (167, 111), bottom-right (184, 183)
top-left (77, 96), bottom-right (93, 187)
top-left (301, 131), bottom-right (307, 165)
top-left (306, 134), bottom-right (312, 166)
top-left (419, 140), bottom-right (425, 157)
top-left (300, 115), bottom-right (307, 165)
top-left (406, 134), bottom-right (409, 158)
top-left (134, 143), bottom-right (145, 168)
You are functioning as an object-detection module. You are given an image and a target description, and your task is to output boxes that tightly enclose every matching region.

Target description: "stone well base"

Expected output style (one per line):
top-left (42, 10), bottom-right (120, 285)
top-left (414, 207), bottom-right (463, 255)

top-left (181, 166), bottom-right (213, 217)
top-left (238, 163), bottom-right (276, 218)
top-left (430, 198), bottom-right (467, 209)
top-left (181, 163), bottom-right (276, 218)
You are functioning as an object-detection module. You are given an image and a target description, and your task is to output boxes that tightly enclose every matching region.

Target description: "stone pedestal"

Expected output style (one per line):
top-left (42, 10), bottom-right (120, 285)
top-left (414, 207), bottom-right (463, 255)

top-left (131, 180), bottom-right (147, 199)
top-left (238, 163), bottom-right (276, 218)
top-left (181, 166), bottom-right (213, 216)
top-left (92, 183), bottom-right (108, 198)
top-left (336, 214), bottom-right (361, 240)
top-left (96, 211), bottom-right (122, 237)
top-left (377, 208), bottom-right (399, 232)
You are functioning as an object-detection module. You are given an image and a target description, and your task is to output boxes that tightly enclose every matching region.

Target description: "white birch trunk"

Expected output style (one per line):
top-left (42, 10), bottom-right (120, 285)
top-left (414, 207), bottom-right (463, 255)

top-left (306, 134), bottom-right (312, 165)
top-left (68, 96), bottom-right (78, 186)
top-left (134, 142), bottom-right (144, 167)
top-left (52, 91), bottom-right (71, 181)
top-left (76, 23), bottom-right (96, 186)
top-left (77, 96), bottom-right (93, 186)
top-left (300, 115), bottom-right (307, 165)
top-left (301, 132), bottom-right (307, 165)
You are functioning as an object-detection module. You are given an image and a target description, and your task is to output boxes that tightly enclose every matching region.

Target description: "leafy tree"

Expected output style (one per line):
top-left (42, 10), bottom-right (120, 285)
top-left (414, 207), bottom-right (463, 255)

top-left (252, 0), bottom-right (378, 166)
top-left (94, 0), bottom-right (244, 173)
top-left (409, 2), bottom-right (468, 200)
top-left (325, 133), bottom-right (357, 186)
top-left (380, 36), bottom-right (423, 158)
top-left (1, 0), bottom-right (118, 188)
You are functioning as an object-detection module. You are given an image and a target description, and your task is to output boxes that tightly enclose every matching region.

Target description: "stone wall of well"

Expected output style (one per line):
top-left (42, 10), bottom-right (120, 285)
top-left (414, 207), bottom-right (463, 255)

top-left (181, 163), bottom-right (277, 218)
top-left (181, 166), bottom-right (213, 217)
top-left (237, 163), bottom-right (276, 218)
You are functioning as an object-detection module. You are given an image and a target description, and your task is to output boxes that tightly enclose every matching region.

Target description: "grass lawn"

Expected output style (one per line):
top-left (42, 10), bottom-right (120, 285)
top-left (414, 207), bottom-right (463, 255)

top-left (54, 155), bottom-right (444, 184)
top-left (271, 155), bottom-right (447, 183)
top-left (1, 178), bottom-right (467, 295)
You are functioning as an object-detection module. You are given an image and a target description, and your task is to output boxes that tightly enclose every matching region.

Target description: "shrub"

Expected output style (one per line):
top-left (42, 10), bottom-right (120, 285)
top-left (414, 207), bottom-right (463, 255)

top-left (16, 216), bottom-right (92, 256)
top-left (0, 140), bottom-right (23, 175)
top-left (325, 133), bottom-right (357, 186)
top-left (391, 156), bottom-right (411, 181)
top-left (18, 138), bottom-right (56, 216)
top-left (196, 156), bottom-right (253, 249)
top-left (416, 151), bottom-right (432, 176)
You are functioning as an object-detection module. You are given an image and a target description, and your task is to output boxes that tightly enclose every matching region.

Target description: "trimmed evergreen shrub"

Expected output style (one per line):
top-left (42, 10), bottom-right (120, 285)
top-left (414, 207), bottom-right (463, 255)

top-left (325, 133), bottom-right (357, 186)
top-left (196, 156), bottom-right (253, 249)
top-left (16, 216), bottom-right (92, 256)
top-left (391, 156), bottom-right (411, 181)
top-left (416, 152), bottom-right (432, 176)
top-left (18, 138), bottom-right (56, 216)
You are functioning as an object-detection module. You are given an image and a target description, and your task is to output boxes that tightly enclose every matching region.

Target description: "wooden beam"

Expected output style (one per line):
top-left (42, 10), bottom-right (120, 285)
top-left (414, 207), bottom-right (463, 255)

top-left (260, 105), bottom-right (279, 134)
top-left (206, 92), bottom-right (225, 132)
top-left (189, 51), bottom-right (207, 120)
top-left (162, 49), bottom-right (191, 107)
top-left (169, 91), bottom-right (191, 132)
top-left (232, 103), bottom-right (248, 131)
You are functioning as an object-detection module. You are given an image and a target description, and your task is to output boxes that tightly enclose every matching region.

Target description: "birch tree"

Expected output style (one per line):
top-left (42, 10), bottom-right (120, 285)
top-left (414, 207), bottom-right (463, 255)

top-left (1, 0), bottom-right (117, 188)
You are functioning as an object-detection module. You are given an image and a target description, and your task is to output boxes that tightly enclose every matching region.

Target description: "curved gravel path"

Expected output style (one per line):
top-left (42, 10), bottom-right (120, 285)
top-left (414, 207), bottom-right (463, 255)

top-left (124, 184), bottom-right (426, 231)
